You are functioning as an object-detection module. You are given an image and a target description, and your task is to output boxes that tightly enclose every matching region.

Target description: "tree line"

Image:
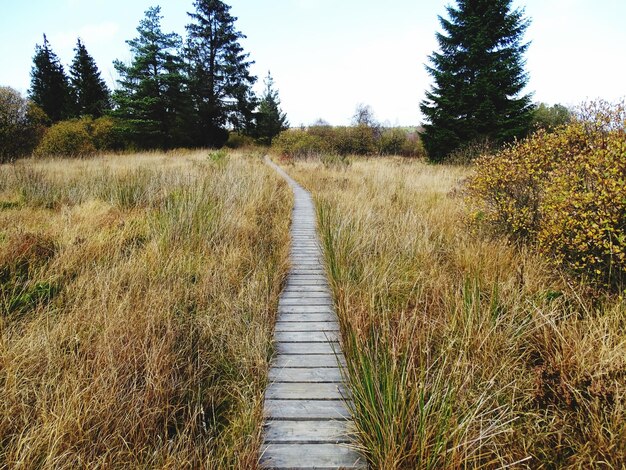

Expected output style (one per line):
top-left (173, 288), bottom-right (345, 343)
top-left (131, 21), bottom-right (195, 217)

top-left (3, 0), bottom-right (288, 160)
top-left (2, 0), bottom-right (574, 163)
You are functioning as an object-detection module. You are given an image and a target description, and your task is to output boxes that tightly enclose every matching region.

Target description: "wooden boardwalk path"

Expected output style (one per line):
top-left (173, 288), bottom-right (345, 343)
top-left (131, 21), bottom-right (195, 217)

top-left (261, 157), bottom-right (365, 469)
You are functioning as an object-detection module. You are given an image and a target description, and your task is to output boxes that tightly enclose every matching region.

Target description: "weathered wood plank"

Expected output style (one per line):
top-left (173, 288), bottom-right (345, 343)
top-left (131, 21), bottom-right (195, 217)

top-left (275, 342), bottom-right (339, 355)
top-left (286, 274), bottom-right (327, 280)
top-left (265, 399), bottom-right (350, 419)
top-left (284, 279), bottom-right (329, 286)
top-left (288, 268), bottom-right (325, 274)
top-left (264, 420), bottom-right (353, 444)
top-left (269, 367), bottom-right (344, 383)
top-left (277, 313), bottom-right (337, 323)
top-left (260, 444), bottom-right (366, 469)
top-left (279, 298), bottom-right (334, 307)
top-left (265, 382), bottom-right (348, 400)
top-left (273, 354), bottom-right (346, 368)
top-left (277, 312), bottom-right (337, 323)
top-left (278, 305), bottom-right (334, 314)
top-left (280, 291), bottom-right (332, 298)
top-left (274, 331), bottom-right (339, 343)
top-left (275, 322), bottom-right (339, 332)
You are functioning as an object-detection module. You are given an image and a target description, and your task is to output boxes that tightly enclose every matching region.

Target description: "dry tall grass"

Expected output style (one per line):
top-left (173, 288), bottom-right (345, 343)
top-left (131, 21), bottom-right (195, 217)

top-left (284, 157), bottom-right (625, 469)
top-left (0, 150), bottom-right (292, 468)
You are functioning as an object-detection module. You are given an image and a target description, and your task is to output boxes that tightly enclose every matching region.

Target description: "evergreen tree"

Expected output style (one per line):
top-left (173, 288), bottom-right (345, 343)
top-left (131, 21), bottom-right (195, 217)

top-left (254, 71), bottom-right (288, 145)
top-left (420, 0), bottom-right (533, 162)
top-left (113, 7), bottom-right (190, 149)
top-left (185, 0), bottom-right (256, 147)
top-left (70, 38), bottom-right (111, 117)
top-left (29, 35), bottom-right (74, 122)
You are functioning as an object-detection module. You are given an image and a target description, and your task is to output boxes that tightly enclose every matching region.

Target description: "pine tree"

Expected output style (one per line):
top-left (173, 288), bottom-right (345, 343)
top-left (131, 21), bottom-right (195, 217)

top-left (420, 0), bottom-right (533, 162)
top-left (113, 7), bottom-right (190, 149)
top-left (185, 0), bottom-right (256, 147)
top-left (29, 35), bottom-right (74, 122)
top-left (254, 71), bottom-right (288, 145)
top-left (70, 39), bottom-right (111, 118)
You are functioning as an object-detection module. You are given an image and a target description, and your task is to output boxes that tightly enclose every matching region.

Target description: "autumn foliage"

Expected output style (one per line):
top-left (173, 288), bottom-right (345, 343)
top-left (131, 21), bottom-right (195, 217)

top-left (468, 101), bottom-right (626, 289)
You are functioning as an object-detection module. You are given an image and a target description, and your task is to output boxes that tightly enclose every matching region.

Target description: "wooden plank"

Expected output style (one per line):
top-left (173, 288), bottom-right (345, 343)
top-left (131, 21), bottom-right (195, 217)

top-left (275, 322), bottom-right (339, 332)
top-left (265, 382), bottom-right (348, 400)
top-left (278, 305), bottom-right (334, 314)
top-left (265, 399), bottom-right (350, 419)
top-left (264, 420), bottom-right (353, 444)
top-left (285, 279), bottom-right (329, 286)
top-left (281, 287), bottom-right (331, 294)
top-left (273, 354), bottom-right (346, 368)
top-left (260, 443), bottom-right (366, 469)
top-left (280, 291), bottom-right (332, 298)
top-left (275, 331), bottom-right (339, 343)
top-left (276, 342), bottom-right (339, 355)
top-left (269, 367), bottom-right (344, 383)
top-left (286, 274), bottom-right (327, 280)
top-left (287, 271), bottom-right (327, 277)
top-left (279, 298), bottom-right (334, 307)
top-left (277, 313), bottom-right (337, 323)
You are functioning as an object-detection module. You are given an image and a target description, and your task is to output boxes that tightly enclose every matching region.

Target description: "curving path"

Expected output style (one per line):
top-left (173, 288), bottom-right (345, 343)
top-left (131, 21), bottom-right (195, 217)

top-left (260, 157), bottom-right (365, 469)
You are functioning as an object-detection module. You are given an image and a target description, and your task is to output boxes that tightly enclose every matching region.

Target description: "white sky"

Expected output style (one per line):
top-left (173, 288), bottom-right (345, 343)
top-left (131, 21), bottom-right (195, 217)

top-left (1, 0), bottom-right (625, 126)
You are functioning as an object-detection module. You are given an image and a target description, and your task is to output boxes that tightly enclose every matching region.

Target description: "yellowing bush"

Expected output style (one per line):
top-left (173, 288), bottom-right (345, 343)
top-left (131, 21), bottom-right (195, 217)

top-left (271, 129), bottom-right (330, 158)
top-left (468, 101), bottom-right (626, 289)
top-left (35, 116), bottom-right (123, 158)
top-left (91, 116), bottom-right (125, 151)
top-left (35, 118), bottom-right (96, 158)
top-left (272, 126), bottom-right (425, 159)
top-left (539, 134), bottom-right (625, 287)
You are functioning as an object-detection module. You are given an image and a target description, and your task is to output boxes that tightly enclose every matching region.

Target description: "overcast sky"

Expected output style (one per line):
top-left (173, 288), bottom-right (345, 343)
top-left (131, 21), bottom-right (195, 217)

top-left (1, 0), bottom-right (625, 126)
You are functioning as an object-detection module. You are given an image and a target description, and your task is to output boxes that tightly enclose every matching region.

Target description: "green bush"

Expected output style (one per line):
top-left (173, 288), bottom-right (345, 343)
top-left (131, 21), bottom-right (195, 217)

top-left (0, 87), bottom-right (48, 162)
top-left (378, 128), bottom-right (426, 157)
top-left (272, 125), bottom-right (425, 158)
top-left (468, 101), bottom-right (626, 289)
top-left (531, 102), bottom-right (572, 132)
top-left (271, 129), bottom-right (329, 158)
top-left (332, 125), bottom-right (377, 156)
top-left (91, 116), bottom-right (125, 151)
top-left (224, 132), bottom-right (255, 149)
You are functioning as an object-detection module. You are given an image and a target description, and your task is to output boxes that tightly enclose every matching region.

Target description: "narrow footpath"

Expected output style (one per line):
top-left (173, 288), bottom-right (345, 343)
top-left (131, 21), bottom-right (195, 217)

top-left (261, 157), bottom-right (365, 469)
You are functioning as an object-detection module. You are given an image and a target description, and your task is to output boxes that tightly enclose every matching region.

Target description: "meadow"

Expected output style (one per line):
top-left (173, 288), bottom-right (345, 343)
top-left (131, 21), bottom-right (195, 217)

top-left (1, 147), bottom-right (623, 469)
top-left (285, 156), bottom-right (625, 469)
top-left (0, 151), bottom-right (291, 468)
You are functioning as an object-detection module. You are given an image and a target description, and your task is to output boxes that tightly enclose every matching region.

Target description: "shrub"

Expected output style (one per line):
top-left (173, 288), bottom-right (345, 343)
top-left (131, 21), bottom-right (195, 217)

top-left (35, 118), bottom-right (96, 158)
top-left (0, 87), bottom-right (48, 162)
top-left (378, 128), bottom-right (426, 157)
top-left (271, 129), bottom-right (329, 158)
top-left (446, 137), bottom-right (499, 164)
top-left (334, 125), bottom-right (377, 156)
top-left (225, 132), bottom-right (255, 149)
top-left (91, 116), bottom-right (125, 151)
top-left (468, 100), bottom-right (626, 289)
top-left (400, 132), bottom-right (426, 158)
top-left (531, 102), bottom-right (572, 132)
top-left (539, 131), bottom-right (625, 288)
top-left (34, 116), bottom-right (125, 158)
top-left (273, 125), bottom-right (425, 158)
top-left (378, 128), bottom-right (406, 155)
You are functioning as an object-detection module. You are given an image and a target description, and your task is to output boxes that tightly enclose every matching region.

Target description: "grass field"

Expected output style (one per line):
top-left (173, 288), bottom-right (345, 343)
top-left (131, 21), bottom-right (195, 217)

top-left (0, 151), bottom-right (291, 468)
top-left (284, 156), bottom-right (625, 469)
top-left (2, 150), bottom-right (623, 469)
